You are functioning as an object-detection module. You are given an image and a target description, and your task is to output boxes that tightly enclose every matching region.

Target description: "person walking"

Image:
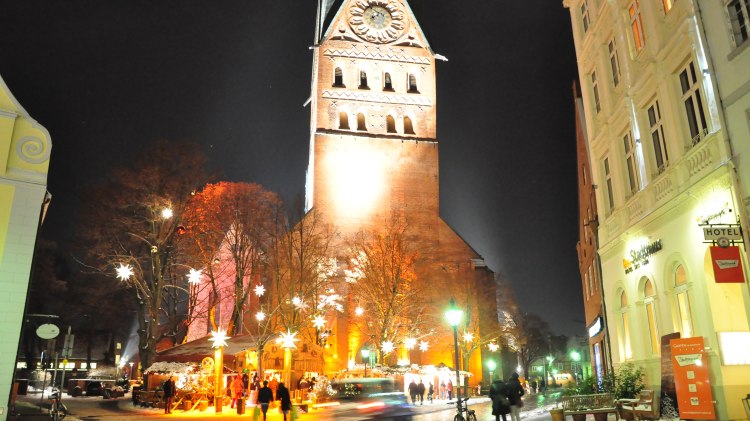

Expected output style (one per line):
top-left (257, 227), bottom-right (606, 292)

top-left (256, 380), bottom-right (274, 421)
top-left (276, 382), bottom-right (292, 421)
top-left (489, 378), bottom-right (511, 421)
top-left (507, 373), bottom-right (525, 421)
top-left (230, 375), bottom-right (244, 409)
top-left (416, 380), bottom-right (426, 405)
top-left (408, 379), bottom-right (418, 405)
top-left (162, 376), bottom-right (175, 414)
top-left (440, 381), bottom-right (446, 400)
top-left (447, 379), bottom-right (454, 401)
top-left (427, 382), bottom-right (434, 404)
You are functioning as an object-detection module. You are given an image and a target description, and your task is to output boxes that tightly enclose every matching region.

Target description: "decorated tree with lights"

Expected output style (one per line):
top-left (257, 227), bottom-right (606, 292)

top-left (344, 217), bottom-right (430, 364)
top-left (80, 140), bottom-right (210, 370)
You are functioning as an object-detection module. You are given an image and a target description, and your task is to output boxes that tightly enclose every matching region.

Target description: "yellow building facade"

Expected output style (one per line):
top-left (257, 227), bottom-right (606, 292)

top-left (564, 1), bottom-right (750, 419)
top-left (0, 75), bottom-right (51, 419)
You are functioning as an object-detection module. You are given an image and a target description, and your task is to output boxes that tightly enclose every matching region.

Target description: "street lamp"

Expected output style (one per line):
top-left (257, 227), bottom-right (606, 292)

top-left (361, 348), bottom-right (370, 377)
top-left (570, 350), bottom-right (581, 383)
top-left (487, 360), bottom-right (496, 382)
top-left (445, 298), bottom-right (463, 401)
top-left (209, 330), bottom-right (230, 414)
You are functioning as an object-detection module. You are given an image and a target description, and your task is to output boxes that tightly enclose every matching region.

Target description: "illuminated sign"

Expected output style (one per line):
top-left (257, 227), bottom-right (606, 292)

top-left (623, 239), bottom-right (663, 274)
top-left (588, 316), bottom-right (603, 338)
top-left (710, 246), bottom-right (746, 283)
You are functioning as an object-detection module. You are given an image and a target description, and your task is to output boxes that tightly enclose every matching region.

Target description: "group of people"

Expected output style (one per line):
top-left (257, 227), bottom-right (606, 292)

top-left (406, 378), bottom-right (456, 405)
top-left (489, 372), bottom-right (525, 421)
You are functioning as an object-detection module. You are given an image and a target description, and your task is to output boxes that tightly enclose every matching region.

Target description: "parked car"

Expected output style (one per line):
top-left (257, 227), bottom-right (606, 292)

top-left (327, 378), bottom-right (414, 420)
top-left (85, 381), bottom-right (103, 396)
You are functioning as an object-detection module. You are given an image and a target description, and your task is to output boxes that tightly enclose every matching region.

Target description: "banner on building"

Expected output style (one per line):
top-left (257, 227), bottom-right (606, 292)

top-left (670, 337), bottom-right (716, 420)
top-left (710, 246), bottom-right (746, 283)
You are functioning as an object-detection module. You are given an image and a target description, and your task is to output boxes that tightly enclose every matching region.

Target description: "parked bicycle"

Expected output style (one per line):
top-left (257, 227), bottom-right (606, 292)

top-left (448, 396), bottom-right (477, 421)
top-left (48, 388), bottom-right (67, 421)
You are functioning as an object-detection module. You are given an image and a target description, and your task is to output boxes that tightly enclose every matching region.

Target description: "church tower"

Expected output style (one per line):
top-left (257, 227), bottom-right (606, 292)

top-left (306, 0), bottom-right (500, 386)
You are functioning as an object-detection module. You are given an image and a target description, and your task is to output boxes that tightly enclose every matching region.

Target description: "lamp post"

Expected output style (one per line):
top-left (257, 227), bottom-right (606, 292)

top-left (570, 351), bottom-right (581, 383)
top-left (445, 298), bottom-right (463, 401)
top-left (209, 330), bottom-right (229, 414)
top-left (361, 348), bottom-right (370, 377)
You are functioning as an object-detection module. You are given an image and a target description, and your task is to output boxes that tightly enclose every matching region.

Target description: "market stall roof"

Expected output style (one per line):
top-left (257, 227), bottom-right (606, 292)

top-left (155, 334), bottom-right (258, 363)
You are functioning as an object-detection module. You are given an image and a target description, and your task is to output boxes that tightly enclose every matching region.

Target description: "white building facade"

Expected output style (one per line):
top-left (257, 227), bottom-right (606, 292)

top-left (563, 1), bottom-right (750, 419)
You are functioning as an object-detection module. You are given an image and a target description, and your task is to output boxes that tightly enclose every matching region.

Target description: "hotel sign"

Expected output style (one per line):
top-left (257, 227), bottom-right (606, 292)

top-left (702, 224), bottom-right (743, 246)
top-left (623, 239), bottom-right (663, 274)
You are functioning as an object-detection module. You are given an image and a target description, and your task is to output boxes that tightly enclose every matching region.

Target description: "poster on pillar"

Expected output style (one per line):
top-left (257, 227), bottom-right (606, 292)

top-left (670, 337), bottom-right (716, 420)
top-left (710, 246), bottom-right (746, 283)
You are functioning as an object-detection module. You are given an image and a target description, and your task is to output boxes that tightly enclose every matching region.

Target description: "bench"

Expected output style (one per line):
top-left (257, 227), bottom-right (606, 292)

top-left (560, 393), bottom-right (617, 421)
top-left (616, 390), bottom-right (660, 420)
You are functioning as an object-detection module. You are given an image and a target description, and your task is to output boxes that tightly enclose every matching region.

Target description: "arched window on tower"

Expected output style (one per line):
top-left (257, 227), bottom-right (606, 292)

top-left (384, 72), bottom-right (394, 91)
top-left (357, 113), bottom-right (367, 131)
top-left (334, 67), bottom-right (345, 88)
top-left (359, 71), bottom-right (369, 89)
top-left (404, 116), bottom-right (415, 134)
top-left (339, 112), bottom-right (350, 130)
top-left (386, 115), bottom-right (396, 133)
top-left (408, 74), bottom-right (419, 93)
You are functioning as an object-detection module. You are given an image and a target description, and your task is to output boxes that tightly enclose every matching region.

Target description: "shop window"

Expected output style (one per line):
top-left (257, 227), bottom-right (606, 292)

top-left (408, 74), bottom-right (419, 93)
top-left (674, 265), bottom-right (693, 338)
top-left (384, 72), bottom-right (394, 91)
top-left (334, 67), bottom-right (345, 88)
top-left (643, 279), bottom-right (660, 355)
top-left (386, 115), bottom-right (396, 133)
top-left (339, 112), bottom-right (350, 130)
top-left (359, 71), bottom-right (369, 89)
top-left (404, 116), bottom-right (415, 134)
top-left (357, 113), bottom-right (367, 131)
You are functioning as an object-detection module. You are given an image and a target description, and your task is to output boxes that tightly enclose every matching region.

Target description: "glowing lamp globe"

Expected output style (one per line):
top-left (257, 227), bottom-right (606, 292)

top-left (445, 299), bottom-right (463, 327)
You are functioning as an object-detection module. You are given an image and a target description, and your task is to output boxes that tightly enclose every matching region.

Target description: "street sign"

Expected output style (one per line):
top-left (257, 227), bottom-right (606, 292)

top-left (62, 334), bottom-right (75, 358)
top-left (36, 324), bottom-right (60, 340)
top-left (702, 225), bottom-right (743, 242)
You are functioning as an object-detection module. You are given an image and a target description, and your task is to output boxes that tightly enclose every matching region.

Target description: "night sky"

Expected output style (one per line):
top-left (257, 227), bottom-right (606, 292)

top-left (1, 1), bottom-right (583, 335)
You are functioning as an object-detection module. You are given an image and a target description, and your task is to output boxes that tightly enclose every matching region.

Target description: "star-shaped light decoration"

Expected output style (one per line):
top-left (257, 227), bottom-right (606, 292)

top-left (255, 311), bottom-right (266, 322)
top-left (254, 284), bottom-right (266, 297)
top-left (355, 307), bottom-right (364, 316)
top-left (115, 264), bottom-right (134, 281)
top-left (404, 338), bottom-right (417, 350)
top-left (463, 332), bottom-right (474, 343)
top-left (381, 341), bottom-right (395, 354)
top-left (209, 330), bottom-right (230, 348)
top-left (187, 268), bottom-right (203, 285)
top-left (419, 341), bottom-right (430, 352)
top-left (161, 207), bottom-right (173, 219)
top-left (488, 342), bottom-right (500, 352)
top-left (279, 330), bottom-right (299, 349)
top-left (292, 296), bottom-right (302, 306)
top-left (312, 315), bottom-right (326, 330)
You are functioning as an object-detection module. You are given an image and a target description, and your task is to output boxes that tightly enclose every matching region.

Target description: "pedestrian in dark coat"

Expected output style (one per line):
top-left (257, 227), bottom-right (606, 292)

top-left (276, 382), bottom-right (292, 421)
top-left (407, 379), bottom-right (418, 405)
top-left (428, 383), bottom-right (434, 403)
top-left (162, 376), bottom-right (176, 414)
top-left (416, 380), bottom-right (426, 405)
top-left (256, 381), bottom-right (274, 421)
top-left (489, 379), bottom-right (511, 421)
top-left (507, 373), bottom-right (525, 421)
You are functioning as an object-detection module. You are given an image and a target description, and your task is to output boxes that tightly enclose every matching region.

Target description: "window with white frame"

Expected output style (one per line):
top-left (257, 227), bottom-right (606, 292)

top-left (643, 279), bottom-right (660, 355)
top-left (727, 0), bottom-right (750, 47)
top-left (581, 0), bottom-right (591, 33)
top-left (679, 60), bottom-right (709, 146)
top-left (604, 156), bottom-right (615, 210)
top-left (629, 1), bottom-right (646, 52)
top-left (592, 71), bottom-right (601, 113)
top-left (609, 40), bottom-right (621, 87)
top-left (623, 131), bottom-right (639, 195)
top-left (674, 265), bottom-right (694, 338)
top-left (620, 291), bottom-right (633, 359)
top-left (648, 99), bottom-right (669, 174)
top-left (663, 0), bottom-right (674, 13)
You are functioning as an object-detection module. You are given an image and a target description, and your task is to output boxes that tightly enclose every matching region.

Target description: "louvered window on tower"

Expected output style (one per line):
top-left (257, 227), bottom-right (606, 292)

top-left (384, 72), bottom-right (394, 91)
top-left (334, 67), bottom-right (345, 87)
top-left (357, 113), bottom-right (367, 131)
top-left (404, 116), bottom-right (415, 134)
top-left (408, 74), bottom-right (419, 93)
top-left (359, 71), bottom-right (369, 89)
top-left (339, 112), bottom-right (350, 130)
top-left (386, 115), bottom-right (396, 133)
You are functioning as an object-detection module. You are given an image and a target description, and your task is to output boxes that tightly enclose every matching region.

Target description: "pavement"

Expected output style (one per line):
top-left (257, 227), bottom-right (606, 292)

top-left (12, 390), bottom-right (565, 420)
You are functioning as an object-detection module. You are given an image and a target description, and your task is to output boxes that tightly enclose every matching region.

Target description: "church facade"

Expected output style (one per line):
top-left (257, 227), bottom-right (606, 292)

top-left (306, 0), bottom-right (500, 386)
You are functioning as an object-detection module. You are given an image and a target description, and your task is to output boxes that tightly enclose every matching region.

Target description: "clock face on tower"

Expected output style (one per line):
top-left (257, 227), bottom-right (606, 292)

top-left (348, 0), bottom-right (407, 44)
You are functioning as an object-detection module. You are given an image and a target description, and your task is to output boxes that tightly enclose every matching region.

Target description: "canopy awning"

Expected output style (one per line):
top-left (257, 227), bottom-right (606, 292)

top-left (155, 334), bottom-right (258, 363)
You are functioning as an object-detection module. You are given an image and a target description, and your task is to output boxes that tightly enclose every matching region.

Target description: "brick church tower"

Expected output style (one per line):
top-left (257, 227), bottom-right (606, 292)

top-left (306, 0), bottom-right (501, 386)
